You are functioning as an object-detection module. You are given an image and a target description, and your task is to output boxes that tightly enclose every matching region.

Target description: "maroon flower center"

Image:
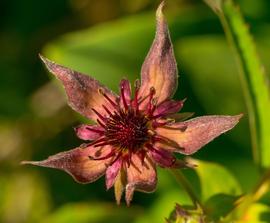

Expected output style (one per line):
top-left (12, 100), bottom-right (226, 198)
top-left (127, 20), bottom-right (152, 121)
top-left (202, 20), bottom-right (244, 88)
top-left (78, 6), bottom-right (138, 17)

top-left (104, 109), bottom-right (150, 150)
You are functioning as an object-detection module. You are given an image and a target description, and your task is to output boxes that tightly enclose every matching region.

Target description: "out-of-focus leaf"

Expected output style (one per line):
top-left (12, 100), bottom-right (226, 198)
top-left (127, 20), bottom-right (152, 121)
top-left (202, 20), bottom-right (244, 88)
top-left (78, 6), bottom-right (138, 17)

top-left (0, 173), bottom-right (51, 223)
top-left (204, 193), bottom-right (241, 221)
top-left (237, 203), bottom-right (270, 223)
top-left (42, 7), bottom-right (217, 93)
top-left (176, 35), bottom-right (248, 148)
top-left (204, 0), bottom-right (270, 167)
top-left (43, 13), bottom-right (155, 93)
top-left (176, 35), bottom-right (244, 116)
top-left (191, 159), bottom-right (242, 201)
top-left (166, 203), bottom-right (205, 223)
top-left (39, 202), bottom-right (142, 223)
top-left (134, 189), bottom-right (192, 223)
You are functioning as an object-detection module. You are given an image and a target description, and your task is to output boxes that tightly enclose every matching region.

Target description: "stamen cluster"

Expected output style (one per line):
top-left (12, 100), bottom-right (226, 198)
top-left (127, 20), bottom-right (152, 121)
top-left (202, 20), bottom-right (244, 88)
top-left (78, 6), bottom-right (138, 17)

top-left (89, 80), bottom-right (165, 166)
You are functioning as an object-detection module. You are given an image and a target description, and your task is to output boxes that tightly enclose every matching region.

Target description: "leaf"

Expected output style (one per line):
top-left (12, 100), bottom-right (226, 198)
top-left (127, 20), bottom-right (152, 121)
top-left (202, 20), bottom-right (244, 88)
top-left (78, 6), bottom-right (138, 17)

top-left (42, 7), bottom-right (217, 92)
top-left (39, 202), bottom-right (142, 223)
top-left (42, 14), bottom-right (156, 92)
top-left (204, 0), bottom-right (270, 167)
top-left (0, 173), bottom-right (51, 223)
top-left (176, 35), bottom-right (248, 147)
top-left (134, 190), bottom-right (192, 223)
top-left (191, 159), bottom-right (242, 201)
top-left (240, 203), bottom-right (270, 222)
top-left (204, 193), bottom-right (242, 221)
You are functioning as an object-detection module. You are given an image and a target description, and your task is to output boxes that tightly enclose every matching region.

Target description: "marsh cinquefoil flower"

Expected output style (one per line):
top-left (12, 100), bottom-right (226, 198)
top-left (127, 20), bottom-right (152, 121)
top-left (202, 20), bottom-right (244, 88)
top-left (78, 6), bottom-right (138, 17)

top-left (23, 2), bottom-right (242, 205)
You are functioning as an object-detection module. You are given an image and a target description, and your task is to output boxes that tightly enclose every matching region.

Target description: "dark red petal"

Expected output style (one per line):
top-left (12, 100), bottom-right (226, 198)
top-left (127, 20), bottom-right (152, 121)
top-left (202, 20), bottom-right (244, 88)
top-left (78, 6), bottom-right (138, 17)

top-left (74, 124), bottom-right (104, 141)
top-left (105, 158), bottom-right (123, 190)
top-left (148, 146), bottom-right (176, 168)
top-left (153, 100), bottom-right (184, 118)
top-left (156, 115), bottom-right (243, 155)
top-left (21, 146), bottom-right (113, 183)
top-left (125, 154), bottom-right (157, 206)
top-left (39, 55), bottom-right (118, 121)
top-left (166, 112), bottom-right (195, 122)
top-left (139, 2), bottom-right (178, 104)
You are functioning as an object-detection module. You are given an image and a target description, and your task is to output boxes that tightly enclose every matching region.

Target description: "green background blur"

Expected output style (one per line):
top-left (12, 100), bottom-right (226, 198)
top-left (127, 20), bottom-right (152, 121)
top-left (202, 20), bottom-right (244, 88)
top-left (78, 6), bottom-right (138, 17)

top-left (1, 0), bottom-right (270, 222)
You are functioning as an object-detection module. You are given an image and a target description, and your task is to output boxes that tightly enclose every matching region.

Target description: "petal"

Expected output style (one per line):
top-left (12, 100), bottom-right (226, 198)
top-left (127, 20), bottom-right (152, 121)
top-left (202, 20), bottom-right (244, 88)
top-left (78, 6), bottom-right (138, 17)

top-left (74, 124), bottom-right (104, 141)
top-left (167, 112), bottom-right (195, 122)
top-left (153, 100), bottom-right (184, 118)
top-left (139, 2), bottom-right (178, 104)
top-left (125, 154), bottom-right (157, 205)
top-left (155, 115), bottom-right (242, 155)
top-left (148, 146), bottom-right (176, 168)
top-left (39, 55), bottom-right (118, 121)
top-left (114, 168), bottom-right (126, 205)
top-left (105, 158), bottom-right (123, 190)
top-left (21, 145), bottom-right (113, 183)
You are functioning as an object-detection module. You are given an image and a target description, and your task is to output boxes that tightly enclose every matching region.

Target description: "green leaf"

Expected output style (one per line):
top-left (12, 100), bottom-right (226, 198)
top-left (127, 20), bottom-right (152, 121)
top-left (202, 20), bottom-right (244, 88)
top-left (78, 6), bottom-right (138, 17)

top-left (40, 202), bottom-right (142, 223)
top-left (191, 159), bottom-right (242, 201)
top-left (134, 189), bottom-right (192, 223)
top-left (42, 7), bottom-right (217, 92)
top-left (0, 173), bottom-right (51, 223)
top-left (166, 204), bottom-right (205, 223)
top-left (204, 0), bottom-right (270, 167)
top-left (204, 193), bottom-right (241, 221)
top-left (42, 13), bottom-right (155, 93)
top-left (176, 35), bottom-right (248, 147)
top-left (240, 203), bottom-right (270, 222)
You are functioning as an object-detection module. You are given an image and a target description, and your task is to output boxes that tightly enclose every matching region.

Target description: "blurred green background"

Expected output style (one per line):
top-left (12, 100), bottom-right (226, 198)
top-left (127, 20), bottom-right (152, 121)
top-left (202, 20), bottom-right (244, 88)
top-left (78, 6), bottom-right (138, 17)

top-left (1, 0), bottom-right (270, 222)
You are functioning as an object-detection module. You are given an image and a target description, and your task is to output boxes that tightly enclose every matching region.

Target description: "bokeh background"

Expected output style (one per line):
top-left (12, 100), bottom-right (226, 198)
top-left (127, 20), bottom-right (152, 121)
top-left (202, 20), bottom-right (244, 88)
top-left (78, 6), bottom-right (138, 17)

top-left (1, 0), bottom-right (270, 222)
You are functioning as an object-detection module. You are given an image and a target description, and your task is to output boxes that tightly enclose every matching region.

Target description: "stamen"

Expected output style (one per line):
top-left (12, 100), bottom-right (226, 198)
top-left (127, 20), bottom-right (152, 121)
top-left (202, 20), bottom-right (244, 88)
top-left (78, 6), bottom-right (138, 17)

top-left (148, 98), bottom-right (157, 117)
top-left (85, 126), bottom-right (104, 134)
top-left (145, 143), bottom-right (169, 157)
top-left (146, 87), bottom-right (156, 114)
top-left (152, 119), bottom-right (175, 128)
top-left (92, 108), bottom-right (107, 122)
top-left (128, 149), bottom-right (132, 167)
top-left (89, 150), bottom-right (115, 160)
top-left (137, 86), bottom-right (155, 106)
top-left (120, 85), bottom-right (129, 110)
top-left (138, 150), bottom-right (146, 165)
top-left (93, 138), bottom-right (119, 147)
top-left (152, 135), bottom-right (183, 150)
top-left (102, 105), bottom-right (112, 116)
top-left (133, 79), bottom-right (140, 111)
top-left (98, 88), bottom-right (118, 108)
top-left (97, 119), bottom-right (106, 128)
top-left (88, 136), bottom-right (107, 146)
top-left (145, 144), bottom-right (176, 167)
top-left (110, 151), bottom-right (122, 165)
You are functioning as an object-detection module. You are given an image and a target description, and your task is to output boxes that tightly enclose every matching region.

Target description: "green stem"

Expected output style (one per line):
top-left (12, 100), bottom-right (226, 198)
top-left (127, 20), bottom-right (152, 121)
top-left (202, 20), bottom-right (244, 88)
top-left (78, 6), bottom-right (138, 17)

top-left (170, 169), bottom-right (203, 209)
top-left (218, 9), bottom-right (260, 166)
top-left (227, 168), bottom-right (270, 219)
top-left (252, 168), bottom-right (270, 201)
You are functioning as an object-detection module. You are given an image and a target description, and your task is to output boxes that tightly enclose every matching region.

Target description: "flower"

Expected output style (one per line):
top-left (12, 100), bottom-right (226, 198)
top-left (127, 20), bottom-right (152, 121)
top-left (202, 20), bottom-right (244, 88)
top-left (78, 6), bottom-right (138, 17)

top-left (22, 2), bottom-right (242, 205)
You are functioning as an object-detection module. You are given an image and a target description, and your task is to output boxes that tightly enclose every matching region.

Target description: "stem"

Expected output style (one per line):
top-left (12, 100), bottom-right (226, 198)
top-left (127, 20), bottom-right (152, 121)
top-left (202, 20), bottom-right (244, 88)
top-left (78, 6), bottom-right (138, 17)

top-left (228, 168), bottom-right (270, 219)
top-left (170, 169), bottom-right (203, 209)
top-left (252, 168), bottom-right (270, 201)
top-left (219, 11), bottom-right (260, 166)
